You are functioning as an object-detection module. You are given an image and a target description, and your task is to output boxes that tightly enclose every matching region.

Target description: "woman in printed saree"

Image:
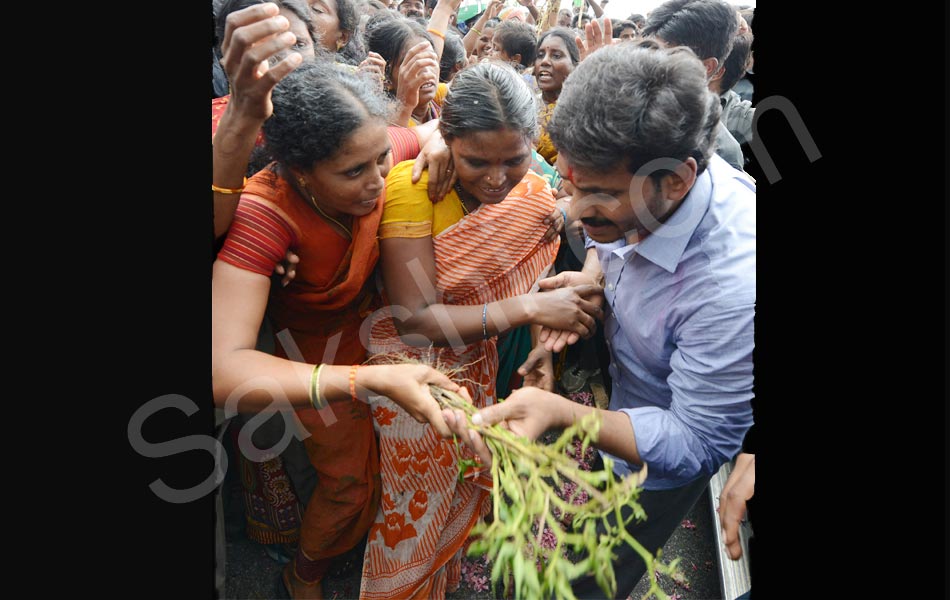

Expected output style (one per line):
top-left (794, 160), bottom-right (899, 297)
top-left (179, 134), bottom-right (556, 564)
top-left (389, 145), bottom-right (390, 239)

top-left (361, 61), bottom-right (604, 599)
top-left (212, 60), bottom-right (452, 599)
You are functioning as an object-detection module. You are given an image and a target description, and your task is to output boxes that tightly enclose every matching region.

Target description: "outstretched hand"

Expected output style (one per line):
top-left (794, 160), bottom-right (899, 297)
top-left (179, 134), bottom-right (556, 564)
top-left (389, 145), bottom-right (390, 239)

top-left (518, 344), bottom-right (555, 391)
top-left (718, 452), bottom-right (755, 560)
top-left (442, 386), bottom-right (568, 468)
top-left (540, 206), bottom-right (565, 243)
top-left (575, 17), bottom-right (613, 62)
top-left (361, 364), bottom-right (472, 438)
top-left (220, 2), bottom-right (306, 122)
top-left (535, 272), bottom-right (605, 352)
top-left (412, 129), bottom-right (456, 203)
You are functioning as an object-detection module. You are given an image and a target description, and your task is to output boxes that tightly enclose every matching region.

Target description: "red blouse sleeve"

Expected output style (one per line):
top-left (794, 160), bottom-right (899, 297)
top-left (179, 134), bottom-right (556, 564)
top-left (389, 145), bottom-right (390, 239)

top-left (387, 126), bottom-right (421, 165)
top-left (217, 197), bottom-right (297, 276)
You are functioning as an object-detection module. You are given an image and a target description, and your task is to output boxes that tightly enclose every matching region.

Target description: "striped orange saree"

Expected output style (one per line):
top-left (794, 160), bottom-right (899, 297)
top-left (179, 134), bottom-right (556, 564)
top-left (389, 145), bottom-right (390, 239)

top-left (360, 161), bottom-right (559, 598)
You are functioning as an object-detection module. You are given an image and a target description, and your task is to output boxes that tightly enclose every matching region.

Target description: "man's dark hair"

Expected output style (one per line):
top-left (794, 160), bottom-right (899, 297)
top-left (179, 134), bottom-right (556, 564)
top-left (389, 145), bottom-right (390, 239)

top-left (642, 0), bottom-right (739, 64)
top-left (547, 45), bottom-right (721, 178)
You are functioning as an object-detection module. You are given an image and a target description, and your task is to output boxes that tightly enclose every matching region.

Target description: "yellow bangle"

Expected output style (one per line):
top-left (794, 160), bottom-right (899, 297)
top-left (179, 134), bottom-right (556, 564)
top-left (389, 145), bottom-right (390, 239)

top-left (470, 27), bottom-right (482, 36)
top-left (211, 177), bottom-right (247, 194)
top-left (426, 28), bottom-right (445, 40)
top-left (309, 364), bottom-right (325, 410)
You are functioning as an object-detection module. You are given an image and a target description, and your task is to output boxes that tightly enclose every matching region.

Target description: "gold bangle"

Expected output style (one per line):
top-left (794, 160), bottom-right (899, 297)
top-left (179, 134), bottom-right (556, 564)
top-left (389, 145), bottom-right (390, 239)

top-left (211, 177), bottom-right (247, 194)
top-left (426, 28), bottom-right (445, 40)
top-left (470, 27), bottom-right (482, 36)
top-left (309, 364), bottom-right (325, 410)
top-left (349, 365), bottom-right (360, 403)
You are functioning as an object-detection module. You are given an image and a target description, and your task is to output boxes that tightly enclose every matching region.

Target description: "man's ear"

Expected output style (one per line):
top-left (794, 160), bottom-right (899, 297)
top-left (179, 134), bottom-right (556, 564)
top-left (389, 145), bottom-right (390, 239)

top-left (701, 56), bottom-right (721, 80)
top-left (338, 30), bottom-right (351, 49)
top-left (511, 53), bottom-right (522, 65)
top-left (662, 157), bottom-right (698, 202)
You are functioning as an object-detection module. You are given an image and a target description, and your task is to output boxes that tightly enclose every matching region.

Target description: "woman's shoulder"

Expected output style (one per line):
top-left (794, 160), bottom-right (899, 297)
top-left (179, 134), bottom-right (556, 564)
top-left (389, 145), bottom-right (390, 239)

top-left (383, 160), bottom-right (433, 221)
top-left (386, 159), bottom-right (426, 192)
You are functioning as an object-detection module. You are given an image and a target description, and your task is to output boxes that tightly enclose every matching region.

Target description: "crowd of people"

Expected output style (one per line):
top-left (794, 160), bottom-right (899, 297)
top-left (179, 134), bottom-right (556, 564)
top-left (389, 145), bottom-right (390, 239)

top-left (211, 0), bottom-right (757, 598)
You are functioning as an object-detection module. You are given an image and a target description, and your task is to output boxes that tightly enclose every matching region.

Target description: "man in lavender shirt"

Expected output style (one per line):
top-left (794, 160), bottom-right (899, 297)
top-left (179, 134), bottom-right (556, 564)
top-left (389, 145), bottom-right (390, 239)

top-left (444, 44), bottom-right (755, 598)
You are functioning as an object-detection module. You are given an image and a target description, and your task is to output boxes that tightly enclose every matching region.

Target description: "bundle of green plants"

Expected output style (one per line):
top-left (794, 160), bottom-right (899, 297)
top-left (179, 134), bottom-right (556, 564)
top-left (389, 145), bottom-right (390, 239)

top-left (428, 384), bottom-right (685, 600)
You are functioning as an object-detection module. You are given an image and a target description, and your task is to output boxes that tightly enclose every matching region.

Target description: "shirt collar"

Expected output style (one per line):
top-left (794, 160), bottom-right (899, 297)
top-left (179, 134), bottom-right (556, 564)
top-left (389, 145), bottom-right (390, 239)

top-left (634, 162), bottom-right (713, 274)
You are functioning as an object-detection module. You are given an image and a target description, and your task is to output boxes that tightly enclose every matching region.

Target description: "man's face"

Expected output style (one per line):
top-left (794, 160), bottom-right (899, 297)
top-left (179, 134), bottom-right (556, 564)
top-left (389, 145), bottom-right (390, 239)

top-left (399, 0), bottom-right (425, 17)
top-left (557, 156), bottom-right (681, 244)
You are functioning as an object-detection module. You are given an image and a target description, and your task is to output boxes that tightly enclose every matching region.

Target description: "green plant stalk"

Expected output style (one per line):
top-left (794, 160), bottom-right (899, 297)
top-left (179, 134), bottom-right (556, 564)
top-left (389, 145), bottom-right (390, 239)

top-left (429, 385), bottom-right (686, 599)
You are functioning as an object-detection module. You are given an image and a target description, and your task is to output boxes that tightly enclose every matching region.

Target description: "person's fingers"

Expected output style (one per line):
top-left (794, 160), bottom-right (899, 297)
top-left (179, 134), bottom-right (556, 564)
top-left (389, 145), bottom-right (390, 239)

top-left (402, 43), bottom-right (436, 70)
top-left (225, 13), bottom-right (290, 66)
top-left (240, 29), bottom-right (300, 82)
top-left (547, 329), bottom-right (575, 353)
top-left (435, 170), bottom-right (456, 203)
top-left (422, 404), bottom-right (452, 438)
top-left (232, 30), bottom-right (298, 84)
top-left (577, 297), bottom-right (605, 321)
top-left (426, 157), bottom-right (446, 202)
top-left (571, 307), bottom-right (595, 335)
top-left (723, 521), bottom-right (743, 560)
top-left (516, 353), bottom-right (541, 376)
top-left (222, 3), bottom-right (282, 55)
top-left (725, 539), bottom-right (743, 560)
top-left (470, 400), bottom-right (513, 428)
top-left (411, 147), bottom-right (430, 182)
top-left (455, 385), bottom-right (473, 403)
top-left (442, 409), bottom-right (466, 439)
top-left (286, 252), bottom-right (299, 264)
top-left (537, 273), bottom-right (566, 290)
top-left (275, 264), bottom-right (285, 275)
top-left (468, 430), bottom-right (493, 467)
top-left (422, 367), bottom-right (459, 393)
top-left (548, 331), bottom-right (565, 353)
top-left (571, 283), bottom-right (604, 299)
top-left (579, 319), bottom-right (595, 338)
top-left (538, 327), bottom-right (551, 343)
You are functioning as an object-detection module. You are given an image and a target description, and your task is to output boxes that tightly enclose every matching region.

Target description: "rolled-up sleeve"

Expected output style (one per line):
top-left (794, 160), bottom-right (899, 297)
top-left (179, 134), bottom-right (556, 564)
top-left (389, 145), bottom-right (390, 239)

top-left (621, 298), bottom-right (754, 485)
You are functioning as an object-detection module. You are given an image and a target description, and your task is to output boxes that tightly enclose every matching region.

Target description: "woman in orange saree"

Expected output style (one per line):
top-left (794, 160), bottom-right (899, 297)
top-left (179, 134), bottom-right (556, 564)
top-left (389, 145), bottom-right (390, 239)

top-left (360, 62), bottom-right (604, 599)
top-left (213, 60), bottom-right (452, 599)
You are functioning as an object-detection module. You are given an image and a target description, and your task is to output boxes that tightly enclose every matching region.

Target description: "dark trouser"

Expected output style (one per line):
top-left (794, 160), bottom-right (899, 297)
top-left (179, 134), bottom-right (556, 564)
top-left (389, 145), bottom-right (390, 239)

top-left (570, 461), bottom-right (710, 600)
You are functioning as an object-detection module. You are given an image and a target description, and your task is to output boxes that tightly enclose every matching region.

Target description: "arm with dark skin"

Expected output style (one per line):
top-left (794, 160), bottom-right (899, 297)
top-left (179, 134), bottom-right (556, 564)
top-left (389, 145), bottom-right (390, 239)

top-left (212, 260), bottom-right (465, 434)
top-left (442, 385), bottom-right (642, 468)
top-left (584, 0), bottom-right (604, 18)
top-left (213, 3), bottom-right (303, 241)
top-left (516, 0), bottom-right (540, 24)
top-left (426, 0), bottom-right (463, 60)
top-left (536, 246), bottom-right (605, 352)
top-left (379, 235), bottom-right (603, 347)
top-left (462, 0), bottom-right (502, 56)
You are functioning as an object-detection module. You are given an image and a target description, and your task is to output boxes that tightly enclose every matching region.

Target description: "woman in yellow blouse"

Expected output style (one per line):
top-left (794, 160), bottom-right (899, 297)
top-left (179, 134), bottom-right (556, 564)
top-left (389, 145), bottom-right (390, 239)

top-left (534, 28), bottom-right (580, 165)
top-left (359, 62), bottom-right (603, 599)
